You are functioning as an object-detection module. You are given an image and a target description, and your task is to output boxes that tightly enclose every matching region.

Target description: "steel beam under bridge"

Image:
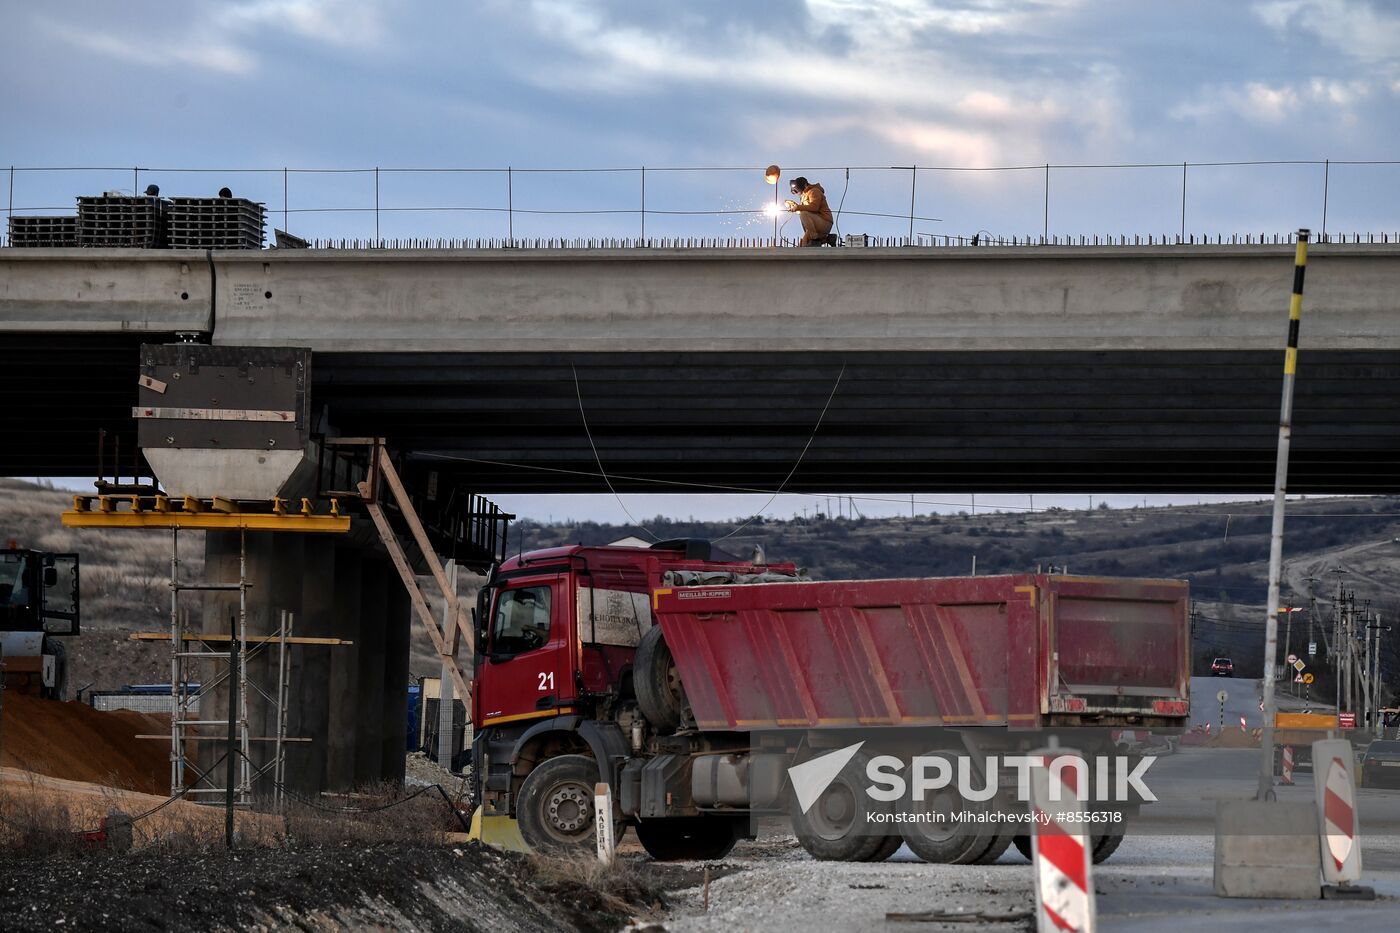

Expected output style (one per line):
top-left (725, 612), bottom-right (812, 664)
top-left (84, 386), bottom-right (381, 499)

top-left (2, 244), bottom-right (1399, 492)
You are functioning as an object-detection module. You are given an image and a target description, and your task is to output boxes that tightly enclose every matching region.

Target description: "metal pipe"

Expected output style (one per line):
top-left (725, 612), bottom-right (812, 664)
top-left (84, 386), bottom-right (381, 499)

top-left (1322, 159), bottom-right (1329, 239)
top-left (908, 166), bottom-right (917, 241)
top-left (1257, 227), bottom-right (1309, 800)
top-left (1180, 162), bottom-right (1187, 242)
top-left (237, 528), bottom-right (250, 803)
top-left (170, 526), bottom-right (180, 796)
top-left (225, 627), bottom-right (238, 848)
top-left (1043, 164), bottom-right (1050, 239)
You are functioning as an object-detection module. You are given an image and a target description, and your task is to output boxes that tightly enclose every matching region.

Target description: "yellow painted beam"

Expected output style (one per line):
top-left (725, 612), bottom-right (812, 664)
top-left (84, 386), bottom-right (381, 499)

top-left (61, 510), bottom-right (349, 533)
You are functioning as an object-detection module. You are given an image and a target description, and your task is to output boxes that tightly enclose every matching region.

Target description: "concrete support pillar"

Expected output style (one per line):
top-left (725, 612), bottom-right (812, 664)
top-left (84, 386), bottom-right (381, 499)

top-left (325, 547), bottom-right (363, 792)
top-left (353, 560), bottom-right (387, 788)
top-left (285, 536), bottom-right (334, 795)
top-left (380, 580), bottom-right (411, 785)
top-left (199, 530), bottom-right (300, 799)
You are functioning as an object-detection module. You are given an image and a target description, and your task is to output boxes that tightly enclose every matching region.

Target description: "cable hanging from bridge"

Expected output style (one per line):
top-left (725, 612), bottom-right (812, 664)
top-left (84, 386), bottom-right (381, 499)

top-left (715, 362), bottom-right (847, 543)
top-left (572, 364), bottom-right (660, 542)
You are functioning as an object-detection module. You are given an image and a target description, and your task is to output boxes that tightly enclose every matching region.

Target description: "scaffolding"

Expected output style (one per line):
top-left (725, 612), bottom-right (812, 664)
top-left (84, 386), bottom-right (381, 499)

top-left (62, 494), bottom-right (351, 806)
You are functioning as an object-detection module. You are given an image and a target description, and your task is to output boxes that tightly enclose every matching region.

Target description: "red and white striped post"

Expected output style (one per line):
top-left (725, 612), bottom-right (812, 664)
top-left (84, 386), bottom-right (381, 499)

top-left (1240, 715), bottom-right (1247, 732)
top-left (1280, 746), bottom-right (1294, 786)
top-left (1029, 749), bottom-right (1096, 933)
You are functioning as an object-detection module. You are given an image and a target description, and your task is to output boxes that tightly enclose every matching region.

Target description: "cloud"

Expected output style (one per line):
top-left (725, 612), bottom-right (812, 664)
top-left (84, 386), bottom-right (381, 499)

top-left (33, 0), bottom-right (388, 77)
top-left (1170, 77), bottom-right (1372, 125)
top-left (219, 0), bottom-right (389, 49)
top-left (512, 0), bottom-right (1108, 165)
top-left (1253, 0), bottom-right (1400, 67)
top-left (34, 16), bottom-right (257, 75)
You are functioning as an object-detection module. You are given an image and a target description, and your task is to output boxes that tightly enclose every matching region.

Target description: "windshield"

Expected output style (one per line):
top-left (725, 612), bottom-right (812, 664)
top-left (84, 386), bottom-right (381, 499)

top-left (0, 553), bottom-right (29, 607)
top-left (491, 585), bottom-right (552, 656)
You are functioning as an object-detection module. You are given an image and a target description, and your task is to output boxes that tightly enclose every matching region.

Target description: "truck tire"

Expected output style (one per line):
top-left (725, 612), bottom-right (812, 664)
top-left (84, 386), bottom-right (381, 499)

top-left (516, 754), bottom-right (602, 855)
top-left (866, 834), bottom-right (904, 862)
top-left (1010, 828), bottom-right (1124, 864)
top-left (635, 625), bottom-right (685, 732)
top-left (972, 830), bottom-right (1013, 864)
top-left (899, 761), bottom-right (998, 864)
top-left (636, 816), bottom-right (743, 861)
top-left (790, 750), bottom-right (891, 861)
top-left (1092, 828), bottom-right (1125, 863)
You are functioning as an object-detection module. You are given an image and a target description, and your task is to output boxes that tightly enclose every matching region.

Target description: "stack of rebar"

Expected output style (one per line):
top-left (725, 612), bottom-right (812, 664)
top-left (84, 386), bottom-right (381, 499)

top-left (7, 215), bottom-right (79, 247)
top-left (77, 195), bottom-right (167, 248)
top-left (166, 197), bottom-right (266, 249)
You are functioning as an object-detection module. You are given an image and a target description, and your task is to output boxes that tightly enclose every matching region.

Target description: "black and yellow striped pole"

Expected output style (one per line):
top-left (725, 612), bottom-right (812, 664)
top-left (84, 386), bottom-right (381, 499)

top-left (1258, 227), bottom-right (1310, 800)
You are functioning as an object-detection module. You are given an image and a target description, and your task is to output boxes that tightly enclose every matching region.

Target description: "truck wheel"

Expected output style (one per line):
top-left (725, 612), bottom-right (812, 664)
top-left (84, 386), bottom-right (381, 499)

top-left (790, 751), bottom-right (890, 861)
top-left (1092, 828), bottom-right (1125, 863)
top-left (899, 779), bottom-right (998, 864)
top-left (635, 625), bottom-right (685, 732)
top-left (636, 816), bottom-right (743, 861)
top-left (973, 830), bottom-right (1014, 864)
top-left (1011, 829), bottom-right (1123, 863)
top-left (865, 834), bottom-right (904, 862)
top-left (516, 754), bottom-right (601, 854)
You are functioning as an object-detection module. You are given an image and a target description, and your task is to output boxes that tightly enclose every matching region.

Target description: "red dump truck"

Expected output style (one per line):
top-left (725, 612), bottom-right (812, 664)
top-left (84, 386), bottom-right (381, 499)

top-left (471, 540), bottom-right (1190, 863)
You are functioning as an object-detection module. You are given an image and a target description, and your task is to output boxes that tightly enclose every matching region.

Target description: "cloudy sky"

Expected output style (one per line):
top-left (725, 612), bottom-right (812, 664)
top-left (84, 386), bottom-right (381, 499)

top-left (5, 1), bottom-right (1397, 522)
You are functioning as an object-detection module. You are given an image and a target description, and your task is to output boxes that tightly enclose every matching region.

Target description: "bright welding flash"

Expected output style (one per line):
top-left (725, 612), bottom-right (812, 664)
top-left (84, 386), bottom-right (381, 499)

top-left (764, 201), bottom-right (783, 218)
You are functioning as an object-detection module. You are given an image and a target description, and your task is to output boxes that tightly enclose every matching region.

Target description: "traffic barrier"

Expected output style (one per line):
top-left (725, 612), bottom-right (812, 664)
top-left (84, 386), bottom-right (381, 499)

top-left (1029, 749), bottom-right (1095, 933)
top-left (1311, 740), bottom-right (1361, 883)
top-left (1281, 746), bottom-right (1294, 786)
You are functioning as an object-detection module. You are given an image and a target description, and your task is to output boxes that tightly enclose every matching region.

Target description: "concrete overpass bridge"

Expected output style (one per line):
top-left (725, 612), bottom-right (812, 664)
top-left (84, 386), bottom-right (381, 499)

top-left (3, 242), bottom-right (1398, 494)
top-left (5, 240), bottom-right (1398, 797)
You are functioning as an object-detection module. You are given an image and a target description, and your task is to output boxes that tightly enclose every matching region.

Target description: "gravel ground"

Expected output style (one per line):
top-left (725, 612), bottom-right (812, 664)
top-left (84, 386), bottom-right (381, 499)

top-left (660, 832), bottom-right (1400, 932)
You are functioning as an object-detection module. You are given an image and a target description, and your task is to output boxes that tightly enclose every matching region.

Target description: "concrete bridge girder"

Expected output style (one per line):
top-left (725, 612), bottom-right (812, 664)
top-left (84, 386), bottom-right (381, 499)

top-left (3, 244), bottom-right (1398, 351)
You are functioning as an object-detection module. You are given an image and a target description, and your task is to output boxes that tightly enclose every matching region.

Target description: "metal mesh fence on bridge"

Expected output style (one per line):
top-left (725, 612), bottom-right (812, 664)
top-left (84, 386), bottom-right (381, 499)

top-left (4, 160), bottom-right (1399, 249)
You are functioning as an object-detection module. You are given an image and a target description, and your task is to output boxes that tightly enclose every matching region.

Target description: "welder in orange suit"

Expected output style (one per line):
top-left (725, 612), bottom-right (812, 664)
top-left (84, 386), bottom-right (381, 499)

top-left (784, 177), bottom-right (836, 247)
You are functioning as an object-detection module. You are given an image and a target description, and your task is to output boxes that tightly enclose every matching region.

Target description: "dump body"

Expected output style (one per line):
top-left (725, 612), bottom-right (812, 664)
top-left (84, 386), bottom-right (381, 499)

top-left (653, 573), bottom-right (1189, 731)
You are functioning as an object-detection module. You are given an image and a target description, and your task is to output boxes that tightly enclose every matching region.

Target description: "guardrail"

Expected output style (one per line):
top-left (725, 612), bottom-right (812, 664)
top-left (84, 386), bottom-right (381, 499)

top-left (4, 160), bottom-right (1399, 247)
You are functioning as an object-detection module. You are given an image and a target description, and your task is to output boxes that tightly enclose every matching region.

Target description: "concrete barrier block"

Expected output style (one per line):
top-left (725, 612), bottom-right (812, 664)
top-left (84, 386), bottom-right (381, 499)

top-left (1213, 800), bottom-right (1320, 899)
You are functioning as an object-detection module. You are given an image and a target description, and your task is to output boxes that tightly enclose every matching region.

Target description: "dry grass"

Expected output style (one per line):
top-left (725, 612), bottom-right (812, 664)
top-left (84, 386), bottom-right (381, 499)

top-left (524, 852), bottom-right (665, 919)
top-left (0, 766), bottom-right (471, 859)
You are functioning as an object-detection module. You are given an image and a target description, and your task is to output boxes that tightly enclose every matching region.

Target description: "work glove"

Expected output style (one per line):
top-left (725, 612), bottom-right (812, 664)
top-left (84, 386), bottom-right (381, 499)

top-left (784, 199), bottom-right (798, 211)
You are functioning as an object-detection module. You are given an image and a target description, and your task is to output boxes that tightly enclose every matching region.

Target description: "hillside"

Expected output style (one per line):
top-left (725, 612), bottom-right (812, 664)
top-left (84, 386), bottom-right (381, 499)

top-left (4, 478), bottom-right (1398, 697)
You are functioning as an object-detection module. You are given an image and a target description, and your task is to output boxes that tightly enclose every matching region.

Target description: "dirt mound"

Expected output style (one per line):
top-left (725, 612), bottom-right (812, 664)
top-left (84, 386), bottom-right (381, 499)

top-left (1206, 728), bottom-right (1260, 748)
top-left (0, 842), bottom-right (664, 932)
top-left (0, 693), bottom-right (169, 794)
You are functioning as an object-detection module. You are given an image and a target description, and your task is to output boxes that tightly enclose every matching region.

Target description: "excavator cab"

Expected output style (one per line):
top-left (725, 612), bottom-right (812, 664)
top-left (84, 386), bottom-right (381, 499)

top-left (0, 547), bottom-right (79, 698)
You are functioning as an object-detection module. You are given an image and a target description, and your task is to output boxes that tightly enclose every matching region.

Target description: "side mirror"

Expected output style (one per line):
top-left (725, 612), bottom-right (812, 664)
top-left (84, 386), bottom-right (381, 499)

top-left (43, 567), bottom-right (58, 587)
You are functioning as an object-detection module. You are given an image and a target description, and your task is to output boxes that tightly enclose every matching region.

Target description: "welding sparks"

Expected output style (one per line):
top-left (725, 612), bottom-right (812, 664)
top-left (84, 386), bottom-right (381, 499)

top-left (763, 201), bottom-right (783, 218)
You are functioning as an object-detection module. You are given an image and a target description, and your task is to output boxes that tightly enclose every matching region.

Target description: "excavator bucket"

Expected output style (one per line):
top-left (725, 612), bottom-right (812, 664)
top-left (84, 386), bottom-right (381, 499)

top-left (467, 808), bottom-right (530, 852)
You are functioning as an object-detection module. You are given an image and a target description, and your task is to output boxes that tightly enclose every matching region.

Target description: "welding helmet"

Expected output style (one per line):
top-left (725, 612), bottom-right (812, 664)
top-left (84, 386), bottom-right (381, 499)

top-left (789, 177), bottom-right (809, 195)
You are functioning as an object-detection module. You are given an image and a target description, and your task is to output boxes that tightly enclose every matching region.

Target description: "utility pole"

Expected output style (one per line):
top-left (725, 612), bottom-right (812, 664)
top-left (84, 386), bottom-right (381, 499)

top-left (1332, 566), bottom-right (1349, 713)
